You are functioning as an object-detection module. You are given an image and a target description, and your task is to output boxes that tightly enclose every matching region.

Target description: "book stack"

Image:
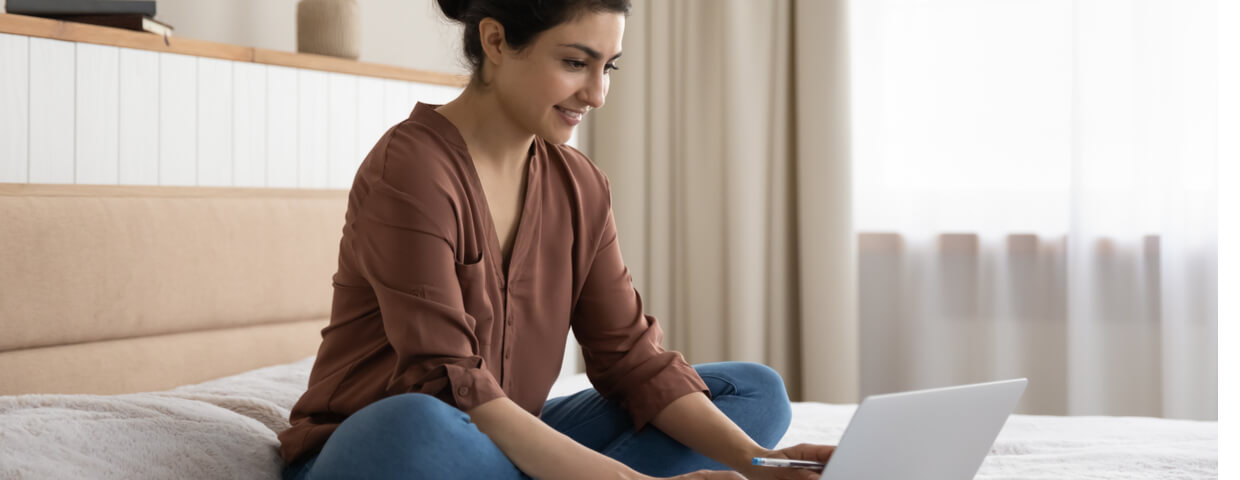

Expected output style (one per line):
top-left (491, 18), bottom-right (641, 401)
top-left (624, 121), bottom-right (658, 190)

top-left (6, 0), bottom-right (173, 37)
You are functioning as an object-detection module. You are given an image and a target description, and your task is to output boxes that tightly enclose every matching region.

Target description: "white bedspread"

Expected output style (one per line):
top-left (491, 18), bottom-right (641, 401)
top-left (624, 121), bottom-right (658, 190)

top-left (0, 357), bottom-right (1217, 479)
top-left (549, 372), bottom-right (1218, 479)
top-left (778, 403), bottom-right (1216, 479)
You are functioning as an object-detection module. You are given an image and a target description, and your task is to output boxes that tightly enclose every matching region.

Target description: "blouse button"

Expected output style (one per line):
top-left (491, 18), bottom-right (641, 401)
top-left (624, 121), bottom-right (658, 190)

top-left (457, 386), bottom-right (470, 396)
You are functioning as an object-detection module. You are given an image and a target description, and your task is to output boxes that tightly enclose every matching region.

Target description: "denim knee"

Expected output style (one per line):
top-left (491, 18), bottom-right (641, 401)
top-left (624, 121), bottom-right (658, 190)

top-left (697, 362), bottom-right (792, 448)
top-left (326, 393), bottom-right (469, 457)
top-left (308, 393), bottom-right (489, 479)
top-left (361, 393), bottom-right (466, 437)
top-left (699, 362), bottom-right (789, 400)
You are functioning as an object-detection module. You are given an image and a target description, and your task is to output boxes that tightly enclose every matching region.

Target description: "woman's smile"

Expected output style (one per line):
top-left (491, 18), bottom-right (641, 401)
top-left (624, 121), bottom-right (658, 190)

top-left (554, 105), bottom-right (585, 126)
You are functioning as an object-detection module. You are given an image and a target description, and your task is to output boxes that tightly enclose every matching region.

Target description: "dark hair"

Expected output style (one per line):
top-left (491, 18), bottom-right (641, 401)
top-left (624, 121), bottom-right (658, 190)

top-left (437, 0), bottom-right (631, 84)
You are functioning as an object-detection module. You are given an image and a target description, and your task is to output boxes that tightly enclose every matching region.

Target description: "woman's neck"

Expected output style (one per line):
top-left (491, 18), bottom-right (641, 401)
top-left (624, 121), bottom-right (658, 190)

top-left (435, 87), bottom-right (535, 176)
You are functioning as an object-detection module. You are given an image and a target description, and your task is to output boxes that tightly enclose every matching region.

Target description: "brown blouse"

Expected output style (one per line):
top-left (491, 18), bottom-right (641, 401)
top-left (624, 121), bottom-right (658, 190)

top-left (277, 103), bottom-right (708, 465)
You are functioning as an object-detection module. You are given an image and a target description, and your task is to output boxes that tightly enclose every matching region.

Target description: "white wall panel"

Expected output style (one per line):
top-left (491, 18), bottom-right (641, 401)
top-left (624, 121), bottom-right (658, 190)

top-left (409, 82), bottom-right (433, 106)
top-left (0, 33), bottom-right (29, 183)
top-left (440, 84), bottom-right (465, 104)
top-left (233, 62), bottom-right (267, 187)
top-left (419, 83), bottom-right (462, 106)
top-left (14, 33), bottom-right (467, 190)
top-left (75, 43), bottom-right (120, 185)
top-left (158, 53), bottom-right (197, 186)
top-left (266, 65), bottom-right (298, 187)
top-left (356, 76), bottom-right (386, 161)
top-left (297, 69), bottom-right (328, 188)
top-left (383, 79), bottom-right (411, 126)
top-left (118, 48), bottom-right (159, 185)
top-left (327, 73), bottom-right (359, 189)
top-left (196, 57), bottom-right (233, 186)
top-left (28, 37), bottom-right (75, 184)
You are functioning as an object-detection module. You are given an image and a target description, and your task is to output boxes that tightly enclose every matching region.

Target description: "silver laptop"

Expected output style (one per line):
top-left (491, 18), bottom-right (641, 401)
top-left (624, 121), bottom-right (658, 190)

top-left (820, 378), bottom-right (1027, 480)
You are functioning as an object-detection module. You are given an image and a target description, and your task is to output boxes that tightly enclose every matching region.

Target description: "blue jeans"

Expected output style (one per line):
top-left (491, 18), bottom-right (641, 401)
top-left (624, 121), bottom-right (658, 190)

top-left (283, 362), bottom-right (792, 480)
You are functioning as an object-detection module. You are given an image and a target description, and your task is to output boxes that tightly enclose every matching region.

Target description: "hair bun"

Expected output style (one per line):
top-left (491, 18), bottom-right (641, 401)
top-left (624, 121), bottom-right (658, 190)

top-left (437, 0), bottom-right (470, 22)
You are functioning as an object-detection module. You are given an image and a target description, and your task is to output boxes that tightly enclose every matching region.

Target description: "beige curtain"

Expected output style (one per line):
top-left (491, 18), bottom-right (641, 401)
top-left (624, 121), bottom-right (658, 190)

top-left (584, 0), bottom-right (856, 403)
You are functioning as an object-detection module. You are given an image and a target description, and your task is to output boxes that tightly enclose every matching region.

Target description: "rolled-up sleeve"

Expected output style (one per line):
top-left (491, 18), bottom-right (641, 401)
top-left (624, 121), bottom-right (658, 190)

top-left (571, 199), bottom-right (709, 431)
top-left (352, 175), bottom-right (505, 413)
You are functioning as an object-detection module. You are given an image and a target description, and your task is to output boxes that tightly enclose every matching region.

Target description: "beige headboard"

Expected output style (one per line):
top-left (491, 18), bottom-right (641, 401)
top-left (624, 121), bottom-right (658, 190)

top-left (0, 184), bottom-right (346, 395)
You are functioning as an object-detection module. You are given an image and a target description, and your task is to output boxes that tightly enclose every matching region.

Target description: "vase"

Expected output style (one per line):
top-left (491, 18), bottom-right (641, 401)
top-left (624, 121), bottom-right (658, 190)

top-left (296, 0), bottom-right (361, 60)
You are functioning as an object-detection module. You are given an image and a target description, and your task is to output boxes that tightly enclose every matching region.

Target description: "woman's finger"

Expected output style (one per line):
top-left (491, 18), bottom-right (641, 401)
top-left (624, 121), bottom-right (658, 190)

top-left (789, 443), bottom-right (836, 462)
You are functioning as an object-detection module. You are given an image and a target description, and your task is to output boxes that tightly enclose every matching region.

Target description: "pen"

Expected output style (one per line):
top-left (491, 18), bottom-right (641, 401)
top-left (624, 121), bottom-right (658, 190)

top-left (751, 457), bottom-right (826, 470)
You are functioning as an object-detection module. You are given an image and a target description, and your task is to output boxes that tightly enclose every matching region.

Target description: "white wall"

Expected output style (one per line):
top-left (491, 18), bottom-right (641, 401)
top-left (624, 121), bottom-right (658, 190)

top-left (0, 33), bottom-right (463, 187)
top-left (2, 0), bottom-right (469, 75)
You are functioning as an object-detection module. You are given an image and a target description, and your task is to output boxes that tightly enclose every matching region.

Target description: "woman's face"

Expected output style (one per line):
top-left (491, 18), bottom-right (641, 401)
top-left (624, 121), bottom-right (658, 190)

top-left (491, 12), bottom-right (625, 145)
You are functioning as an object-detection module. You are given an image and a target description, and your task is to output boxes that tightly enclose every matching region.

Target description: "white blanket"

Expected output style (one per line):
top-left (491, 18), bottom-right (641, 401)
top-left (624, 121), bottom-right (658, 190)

top-left (778, 403), bottom-right (1217, 479)
top-left (0, 357), bottom-right (1217, 479)
top-left (549, 373), bottom-right (1218, 479)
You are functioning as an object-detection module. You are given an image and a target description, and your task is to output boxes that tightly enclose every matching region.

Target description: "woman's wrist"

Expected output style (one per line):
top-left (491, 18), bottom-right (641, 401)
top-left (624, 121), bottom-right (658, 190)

top-left (725, 443), bottom-right (773, 472)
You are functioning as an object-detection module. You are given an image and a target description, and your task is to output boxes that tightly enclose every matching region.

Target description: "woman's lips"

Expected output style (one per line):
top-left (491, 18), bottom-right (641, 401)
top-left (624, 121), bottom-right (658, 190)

top-left (555, 106), bottom-right (583, 126)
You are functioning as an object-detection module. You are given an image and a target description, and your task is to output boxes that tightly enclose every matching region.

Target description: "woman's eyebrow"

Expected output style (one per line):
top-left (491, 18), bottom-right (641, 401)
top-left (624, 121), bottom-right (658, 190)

top-left (559, 43), bottom-right (623, 62)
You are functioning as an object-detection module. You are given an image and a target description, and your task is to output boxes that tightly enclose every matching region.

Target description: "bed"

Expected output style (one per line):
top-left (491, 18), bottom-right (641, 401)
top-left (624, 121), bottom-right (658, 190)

top-left (0, 184), bottom-right (1218, 479)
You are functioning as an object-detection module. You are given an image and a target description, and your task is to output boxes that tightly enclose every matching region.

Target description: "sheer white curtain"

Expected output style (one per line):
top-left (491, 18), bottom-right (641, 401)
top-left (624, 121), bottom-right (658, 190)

top-left (851, 0), bottom-right (1217, 420)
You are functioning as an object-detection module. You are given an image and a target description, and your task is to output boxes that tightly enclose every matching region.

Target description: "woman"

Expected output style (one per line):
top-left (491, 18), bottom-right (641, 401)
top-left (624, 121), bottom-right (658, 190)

top-left (278, 1), bottom-right (835, 478)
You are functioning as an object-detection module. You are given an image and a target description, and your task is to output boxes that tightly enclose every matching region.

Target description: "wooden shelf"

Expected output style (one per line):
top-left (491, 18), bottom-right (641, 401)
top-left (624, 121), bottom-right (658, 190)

top-left (0, 12), bottom-right (468, 86)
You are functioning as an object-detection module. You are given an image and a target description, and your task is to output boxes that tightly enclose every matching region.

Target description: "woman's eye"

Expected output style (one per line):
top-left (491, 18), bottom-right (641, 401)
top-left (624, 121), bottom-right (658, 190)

top-left (564, 60), bottom-right (587, 70)
top-left (604, 63), bottom-right (620, 73)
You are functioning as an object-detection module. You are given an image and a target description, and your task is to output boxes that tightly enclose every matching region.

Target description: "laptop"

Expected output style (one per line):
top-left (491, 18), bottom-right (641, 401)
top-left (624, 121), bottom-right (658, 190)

top-left (819, 378), bottom-right (1027, 479)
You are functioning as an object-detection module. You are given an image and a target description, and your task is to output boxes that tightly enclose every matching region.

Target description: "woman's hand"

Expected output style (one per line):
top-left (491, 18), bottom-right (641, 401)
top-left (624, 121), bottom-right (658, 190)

top-left (734, 443), bottom-right (837, 480)
top-left (647, 443), bottom-right (837, 480)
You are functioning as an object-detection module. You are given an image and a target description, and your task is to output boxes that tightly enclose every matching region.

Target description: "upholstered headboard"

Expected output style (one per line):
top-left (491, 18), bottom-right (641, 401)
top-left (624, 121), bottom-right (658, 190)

top-left (0, 184), bottom-right (346, 395)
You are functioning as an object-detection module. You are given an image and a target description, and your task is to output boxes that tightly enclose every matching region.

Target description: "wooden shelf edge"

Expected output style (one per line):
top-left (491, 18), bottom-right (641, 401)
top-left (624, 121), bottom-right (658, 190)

top-left (252, 48), bottom-right (466, 85)
top-left (0, 182), bottom-right (349, 198)
top-left (0, 13), bottom-right (468, 86)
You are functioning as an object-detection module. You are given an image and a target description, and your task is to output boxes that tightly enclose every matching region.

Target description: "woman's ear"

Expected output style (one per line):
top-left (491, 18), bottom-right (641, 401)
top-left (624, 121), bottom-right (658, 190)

top-left (478, 18), bottom-right (506, 68)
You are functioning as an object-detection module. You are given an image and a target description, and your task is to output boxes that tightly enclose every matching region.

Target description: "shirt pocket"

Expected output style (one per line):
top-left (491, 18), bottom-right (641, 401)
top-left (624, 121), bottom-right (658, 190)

top-left (454, 253), bottom-right (495, 346)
